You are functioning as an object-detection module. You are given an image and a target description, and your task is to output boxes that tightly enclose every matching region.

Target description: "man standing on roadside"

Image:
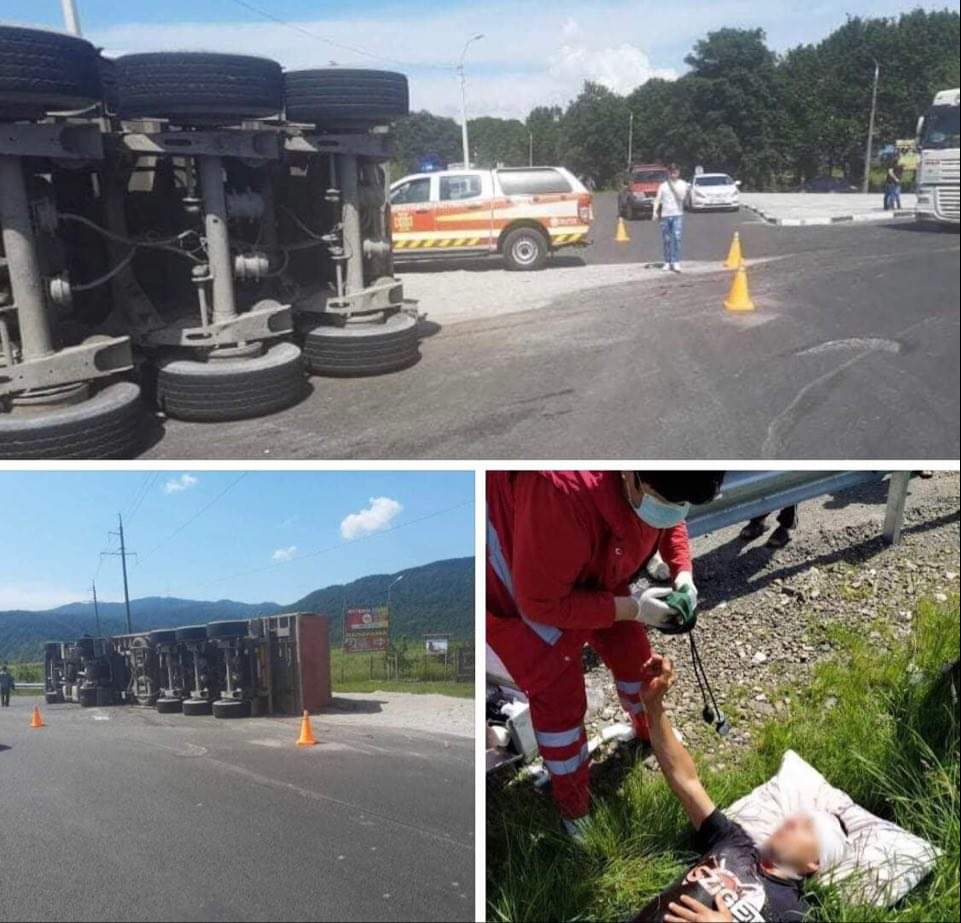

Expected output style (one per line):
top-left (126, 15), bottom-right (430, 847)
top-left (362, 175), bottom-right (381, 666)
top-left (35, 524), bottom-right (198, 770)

top-left (654, 164), bottom-right (690, 273)
top-left (0, 664), bottom-right (15, 707)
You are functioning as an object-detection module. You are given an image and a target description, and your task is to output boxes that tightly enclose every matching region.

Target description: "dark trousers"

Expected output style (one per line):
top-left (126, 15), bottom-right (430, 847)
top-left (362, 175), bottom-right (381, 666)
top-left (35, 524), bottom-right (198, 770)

top-left (1, 689), bottom-right (10, 707)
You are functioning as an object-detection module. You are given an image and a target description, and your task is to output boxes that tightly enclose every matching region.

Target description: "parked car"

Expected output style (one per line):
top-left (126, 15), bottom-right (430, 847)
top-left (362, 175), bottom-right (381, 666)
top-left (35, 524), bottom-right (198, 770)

top-left (389, 166), bottom-right (592, 270)
top-left (686, 172), bottom-right (741, 211)
top-left (797, 176), bottom-right (858, 193)
top-left (617, 163), bottom-right (669, 219)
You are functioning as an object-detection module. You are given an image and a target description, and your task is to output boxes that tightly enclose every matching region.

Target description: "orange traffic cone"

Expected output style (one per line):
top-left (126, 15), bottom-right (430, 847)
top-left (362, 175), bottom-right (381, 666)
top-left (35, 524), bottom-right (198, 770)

top-left (296, 710), bottom-right (317, 747)
top-left (724, 231), bottom-right (744, 269)
top-left (615, 217), bottom-right (630, 243)
top-left (30, 704), bottom-right (45, 729)
top-left (724, 265), bottom-right (755, 312)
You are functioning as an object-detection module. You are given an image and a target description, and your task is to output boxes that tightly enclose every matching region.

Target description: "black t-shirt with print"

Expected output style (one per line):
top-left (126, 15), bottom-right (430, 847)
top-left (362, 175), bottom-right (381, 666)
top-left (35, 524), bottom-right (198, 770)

top-left (632, 810), bottom-right (809, 922)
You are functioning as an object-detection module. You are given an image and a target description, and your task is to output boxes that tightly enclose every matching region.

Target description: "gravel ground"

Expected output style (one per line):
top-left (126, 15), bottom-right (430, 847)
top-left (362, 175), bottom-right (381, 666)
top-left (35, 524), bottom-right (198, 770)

top-left (321, 691), bottom-right (474, 739)
top-left (582, 471), bottom-right (960, 768)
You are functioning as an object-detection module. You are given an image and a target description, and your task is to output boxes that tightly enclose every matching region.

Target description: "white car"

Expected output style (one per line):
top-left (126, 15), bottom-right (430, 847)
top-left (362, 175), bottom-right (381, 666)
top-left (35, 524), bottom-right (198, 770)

top-left (687, 173), bottom-right (741, 211)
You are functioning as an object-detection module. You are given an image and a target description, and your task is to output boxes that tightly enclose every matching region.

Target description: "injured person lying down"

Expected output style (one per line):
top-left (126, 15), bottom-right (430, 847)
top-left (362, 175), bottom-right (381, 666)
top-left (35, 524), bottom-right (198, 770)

top-left (632, 655), bottom-right (849, 923)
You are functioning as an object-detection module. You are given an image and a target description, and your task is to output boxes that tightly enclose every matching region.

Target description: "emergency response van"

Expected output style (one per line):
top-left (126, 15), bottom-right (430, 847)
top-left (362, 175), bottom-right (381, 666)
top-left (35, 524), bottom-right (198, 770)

top-left (389, 166), bottom-right (592, 270)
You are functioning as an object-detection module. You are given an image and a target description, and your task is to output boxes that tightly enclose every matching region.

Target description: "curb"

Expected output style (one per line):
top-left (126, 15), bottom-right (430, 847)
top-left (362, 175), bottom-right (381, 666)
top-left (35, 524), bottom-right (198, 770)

top-left (743, 203), bottom-right (915, 227)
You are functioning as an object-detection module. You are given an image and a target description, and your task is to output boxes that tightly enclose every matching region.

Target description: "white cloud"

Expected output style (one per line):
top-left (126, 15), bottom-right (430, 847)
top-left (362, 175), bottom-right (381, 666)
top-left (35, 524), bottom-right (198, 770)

top-left (162, 474), bottom-right (198, 495)
top-left (0, 582), bottom-right (81, 611)
top-left (271, 545), bottom-right (298, 563)
top-left (340, 496), bottom-right (403, 541)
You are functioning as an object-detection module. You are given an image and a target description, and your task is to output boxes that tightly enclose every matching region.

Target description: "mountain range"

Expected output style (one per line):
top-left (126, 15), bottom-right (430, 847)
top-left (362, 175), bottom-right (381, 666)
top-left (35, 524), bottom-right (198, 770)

top-left (0, 556), bottom-right (473, 663)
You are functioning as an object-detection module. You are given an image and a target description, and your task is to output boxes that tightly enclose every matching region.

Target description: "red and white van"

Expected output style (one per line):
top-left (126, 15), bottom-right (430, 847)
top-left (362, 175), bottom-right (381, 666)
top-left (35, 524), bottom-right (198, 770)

top-left (389, 166), bottom-right (592, 270)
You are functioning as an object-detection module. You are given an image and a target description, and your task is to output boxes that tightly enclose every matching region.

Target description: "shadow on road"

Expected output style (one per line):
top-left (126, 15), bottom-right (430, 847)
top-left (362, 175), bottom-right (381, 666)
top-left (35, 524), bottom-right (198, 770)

top-left (327, 696), bottom-right (388, 714)
top-left (883, 221), bottom-right (960, 235)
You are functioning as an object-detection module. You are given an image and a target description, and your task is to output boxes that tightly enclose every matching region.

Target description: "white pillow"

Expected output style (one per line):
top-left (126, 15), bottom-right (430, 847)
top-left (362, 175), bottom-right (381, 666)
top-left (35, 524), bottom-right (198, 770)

top-left (726, 750), bottom-right (940, 908)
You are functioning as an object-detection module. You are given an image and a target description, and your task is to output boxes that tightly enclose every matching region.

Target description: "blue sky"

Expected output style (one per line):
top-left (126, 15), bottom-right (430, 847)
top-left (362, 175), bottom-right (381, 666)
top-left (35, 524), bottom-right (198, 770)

top-left (0, 469), bottom-right (474, 610)
top-left (4, 1), bottom-right (957, 118)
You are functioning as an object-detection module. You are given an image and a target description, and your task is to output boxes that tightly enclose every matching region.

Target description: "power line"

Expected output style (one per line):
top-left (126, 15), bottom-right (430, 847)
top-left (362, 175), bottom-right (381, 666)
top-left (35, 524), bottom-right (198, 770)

top-left (223, 0), bottom-right (455, 71)
top-left (137, 472), bottom-right (249, 566)
top-left (198, 496), bottom-right (474, 589)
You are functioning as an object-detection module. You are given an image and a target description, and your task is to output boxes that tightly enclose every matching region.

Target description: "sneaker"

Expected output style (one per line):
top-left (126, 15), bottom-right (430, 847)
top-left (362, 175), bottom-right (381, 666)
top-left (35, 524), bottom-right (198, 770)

top-left (661, 263), bottom-right (672, 272)
top-left (767, 525), bottom-right (792, 548)
top-left (739, 519), bottom-right (768, 542)
top-left (646, 551), bottom-right (670, 582)
top-left (562, 815), bottom-right (592, 843)
top-left (671, 262), bottom-right (682, 273)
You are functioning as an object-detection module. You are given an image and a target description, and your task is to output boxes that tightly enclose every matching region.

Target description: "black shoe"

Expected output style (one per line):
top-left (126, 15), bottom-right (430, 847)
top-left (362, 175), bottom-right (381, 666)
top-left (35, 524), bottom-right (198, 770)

top-left (739, 519), bottom-right (767, 542)
top-left (767, 526), bottom-right (792, 548)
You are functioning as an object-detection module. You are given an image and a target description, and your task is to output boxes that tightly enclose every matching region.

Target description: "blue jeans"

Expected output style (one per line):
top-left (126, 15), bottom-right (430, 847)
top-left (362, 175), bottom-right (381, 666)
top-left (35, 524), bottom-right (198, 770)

top-left (660, 215), bottom-right (683, 264)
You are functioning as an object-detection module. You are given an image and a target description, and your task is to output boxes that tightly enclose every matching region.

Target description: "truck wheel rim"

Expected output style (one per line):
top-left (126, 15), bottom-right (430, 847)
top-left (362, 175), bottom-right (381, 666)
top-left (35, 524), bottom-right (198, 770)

top-left (512, 238), bottom-right (539, 265)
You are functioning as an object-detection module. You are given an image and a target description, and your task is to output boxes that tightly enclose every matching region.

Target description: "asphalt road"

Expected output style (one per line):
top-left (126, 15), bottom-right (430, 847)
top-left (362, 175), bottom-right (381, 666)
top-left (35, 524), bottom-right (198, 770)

top-left (0, 698), bottom-right (473, 922)
top-left (145, 193), bottom-right (960, 459)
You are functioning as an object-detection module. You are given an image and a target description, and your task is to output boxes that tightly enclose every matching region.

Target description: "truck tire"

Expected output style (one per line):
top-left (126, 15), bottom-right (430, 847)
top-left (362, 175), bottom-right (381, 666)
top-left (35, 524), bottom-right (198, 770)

top-left (44, 692), bottom-right (62, 705)
top-left (182, 698), bottom-right (212, 717)
top-left (149, 629), bottom-right (177, 645)
top-left (175, 625), bottom-right (208, 643)
top-left (302, 313), bottom-right (420, 377)
top-left (213, 699), bottom-right (251, 719)
top-left (0, 382), bottom-right (144, 460)
top-left (156, 697), bottom-right (183, 714)
top-left (502, 227), bottom-right (549, 271)
top-left (77, 687), bottom-right (100, 708)
top-left (284, 69), bottom-right (408, 128)
top-left (155, 342), bottom-right (305, 422)
top-left (115, 52), bottom-right (283, 123)
top-left (0, 25), bottom-right (101, 120)
top-left (206, 620), bottom-right (250, 640)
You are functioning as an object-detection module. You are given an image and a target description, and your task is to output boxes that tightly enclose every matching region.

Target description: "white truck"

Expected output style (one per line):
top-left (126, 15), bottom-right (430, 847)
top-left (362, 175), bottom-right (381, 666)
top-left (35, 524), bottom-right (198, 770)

top-left (915, 88), bottom-right (960, 225)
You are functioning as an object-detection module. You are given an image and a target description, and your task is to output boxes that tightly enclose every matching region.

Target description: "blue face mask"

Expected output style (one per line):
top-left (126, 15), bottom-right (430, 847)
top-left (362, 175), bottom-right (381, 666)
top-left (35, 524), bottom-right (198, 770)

top-left (634, 493), bottom-right (691, 529)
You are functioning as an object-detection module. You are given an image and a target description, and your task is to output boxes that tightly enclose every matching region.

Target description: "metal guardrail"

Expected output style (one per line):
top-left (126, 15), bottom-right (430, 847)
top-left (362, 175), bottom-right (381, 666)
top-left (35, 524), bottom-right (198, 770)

top-left (687, 470), bottom-right (912, 544)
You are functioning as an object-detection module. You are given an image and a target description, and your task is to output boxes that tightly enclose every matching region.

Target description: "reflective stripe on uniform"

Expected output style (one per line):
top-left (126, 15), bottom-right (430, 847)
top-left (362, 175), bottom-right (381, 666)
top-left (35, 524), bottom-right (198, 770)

top-left (616, 680), bottom-right (643, 695)
top-left (535, 726), bottom-right (583, 749)
top-left (544, 744), bottom-right (589, 776)
top-left (618, 696), bottom-right (645, 716)
top-left (486, 513), bottom-right (562, 646)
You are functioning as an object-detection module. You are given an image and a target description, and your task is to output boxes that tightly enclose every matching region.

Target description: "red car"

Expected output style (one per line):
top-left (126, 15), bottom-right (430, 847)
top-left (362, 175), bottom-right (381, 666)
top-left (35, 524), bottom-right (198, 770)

top-left (618, 163), bottom-right (669, 219)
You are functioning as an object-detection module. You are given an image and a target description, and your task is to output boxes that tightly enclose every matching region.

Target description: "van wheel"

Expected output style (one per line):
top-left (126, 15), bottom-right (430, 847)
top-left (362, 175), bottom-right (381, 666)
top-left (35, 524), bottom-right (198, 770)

top-left (502, 228), bottom-right (548, 271)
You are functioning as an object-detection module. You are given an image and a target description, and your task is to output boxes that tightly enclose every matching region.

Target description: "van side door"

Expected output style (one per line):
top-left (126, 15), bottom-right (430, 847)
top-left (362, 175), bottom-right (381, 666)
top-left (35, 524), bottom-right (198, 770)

top-left (390, 174), bottom-right (436, 251)
top-left (434, 172), bottom-right (494, 252)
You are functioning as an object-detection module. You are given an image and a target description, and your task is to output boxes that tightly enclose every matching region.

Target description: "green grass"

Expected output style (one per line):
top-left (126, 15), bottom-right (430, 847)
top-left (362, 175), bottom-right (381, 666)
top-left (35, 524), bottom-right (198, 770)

top-left (487, 596), bottom-right (959, 923)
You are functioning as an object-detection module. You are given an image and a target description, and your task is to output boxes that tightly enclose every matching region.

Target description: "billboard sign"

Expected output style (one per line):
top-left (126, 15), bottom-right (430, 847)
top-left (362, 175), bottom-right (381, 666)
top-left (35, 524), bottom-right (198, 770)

top-left (344, 607), bottom-right (389, 653)
top-left (425, 635), bottom-right (450, 656)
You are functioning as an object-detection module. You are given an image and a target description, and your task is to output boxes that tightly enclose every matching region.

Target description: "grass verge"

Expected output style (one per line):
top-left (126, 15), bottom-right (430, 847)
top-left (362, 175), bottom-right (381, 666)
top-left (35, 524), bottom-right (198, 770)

top-left (487, 596), bottom-right (959, 922)
top-left (335, 679), bottom-right (473, 698)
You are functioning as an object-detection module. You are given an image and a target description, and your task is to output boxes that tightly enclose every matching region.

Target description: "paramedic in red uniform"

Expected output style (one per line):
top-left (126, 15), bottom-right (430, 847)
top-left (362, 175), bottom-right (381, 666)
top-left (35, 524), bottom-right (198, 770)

top-left (486, 470), bottom-right (724, 833)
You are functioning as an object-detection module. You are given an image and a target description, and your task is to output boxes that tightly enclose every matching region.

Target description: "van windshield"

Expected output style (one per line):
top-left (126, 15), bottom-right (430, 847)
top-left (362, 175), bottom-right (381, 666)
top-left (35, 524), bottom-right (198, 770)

top-left (920, 105), bottom-right (960, 149)
top-left (632, 170), bottom-right (667, 183)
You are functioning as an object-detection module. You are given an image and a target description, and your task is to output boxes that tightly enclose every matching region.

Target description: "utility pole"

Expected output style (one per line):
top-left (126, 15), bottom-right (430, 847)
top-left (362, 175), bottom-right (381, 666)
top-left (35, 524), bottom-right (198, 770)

top-left (457, 34), bottom-right (484, 168)
top-left (862, 59), bottom-right (880, 195)
top-left (91, 581), bottom-right (102, 637)
top-left (627, 111), bottom-right (634, 168)
top-left (102, 514), bottom-right (136, 633)
top-left (60, 0), bottom-right (82, 36)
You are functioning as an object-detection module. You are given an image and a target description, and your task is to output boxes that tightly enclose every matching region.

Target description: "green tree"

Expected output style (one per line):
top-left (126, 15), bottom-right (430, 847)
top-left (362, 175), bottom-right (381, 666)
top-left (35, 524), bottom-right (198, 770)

top-left (559, 82), bottom-right (631, 188)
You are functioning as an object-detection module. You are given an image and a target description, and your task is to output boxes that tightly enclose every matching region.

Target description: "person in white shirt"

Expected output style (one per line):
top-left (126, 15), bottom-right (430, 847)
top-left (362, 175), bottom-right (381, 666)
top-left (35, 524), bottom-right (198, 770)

top-left (653, 164), bottom-right (690, 273)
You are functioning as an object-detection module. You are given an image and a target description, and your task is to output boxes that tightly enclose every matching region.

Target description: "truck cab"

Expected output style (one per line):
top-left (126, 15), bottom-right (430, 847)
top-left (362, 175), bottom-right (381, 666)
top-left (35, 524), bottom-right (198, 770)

top-left (915, 88), bottom-right (960, 225)
top-left (389, 166), bottom-right (592, 270)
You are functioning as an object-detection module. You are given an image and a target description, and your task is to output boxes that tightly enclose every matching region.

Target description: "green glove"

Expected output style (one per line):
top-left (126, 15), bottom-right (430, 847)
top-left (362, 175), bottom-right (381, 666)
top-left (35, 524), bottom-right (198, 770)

top-left (659, 585), bottom-right (698, 635)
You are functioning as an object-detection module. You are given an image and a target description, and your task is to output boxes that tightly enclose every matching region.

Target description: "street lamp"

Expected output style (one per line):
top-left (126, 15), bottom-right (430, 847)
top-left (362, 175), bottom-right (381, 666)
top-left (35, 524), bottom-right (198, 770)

top-left (61, 0), bottom-right (82, 36)
top-left (457, 33), bottom-right (485, 168)
top-left (862, 58), bottom-right (880, 195)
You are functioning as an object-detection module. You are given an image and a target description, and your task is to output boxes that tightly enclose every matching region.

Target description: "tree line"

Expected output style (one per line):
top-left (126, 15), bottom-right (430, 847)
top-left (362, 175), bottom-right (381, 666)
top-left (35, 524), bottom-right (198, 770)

top-left (390, 9), bottom-right (960, 190)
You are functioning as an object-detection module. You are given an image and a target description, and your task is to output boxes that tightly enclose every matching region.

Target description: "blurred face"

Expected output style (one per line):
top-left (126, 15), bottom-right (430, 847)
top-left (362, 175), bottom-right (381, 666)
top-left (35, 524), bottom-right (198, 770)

top-left (764, 814), bottom-right (821, 877)
top-left (620, 473), bottom-right (691, 528)
top-left (670, 167), bottom-right (681, 181)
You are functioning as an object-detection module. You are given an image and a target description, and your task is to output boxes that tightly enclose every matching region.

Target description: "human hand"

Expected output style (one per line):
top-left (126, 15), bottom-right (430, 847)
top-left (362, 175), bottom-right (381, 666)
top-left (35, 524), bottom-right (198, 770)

top-left (633, 586), bottom-right (675, 628)
top-left (639, 654), bottom-right (675, 707)
top-left (663, 893), bottom-right (733, 923)
top-left (673, 571), bottom-right (698, 611)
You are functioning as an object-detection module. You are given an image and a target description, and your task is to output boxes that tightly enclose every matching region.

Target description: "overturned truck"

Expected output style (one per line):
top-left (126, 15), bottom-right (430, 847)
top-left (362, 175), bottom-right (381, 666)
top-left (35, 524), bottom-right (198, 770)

top-left (43, 612), bottom-right (331, 717)
top-left (1, 25), bottom-right (415, 458)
